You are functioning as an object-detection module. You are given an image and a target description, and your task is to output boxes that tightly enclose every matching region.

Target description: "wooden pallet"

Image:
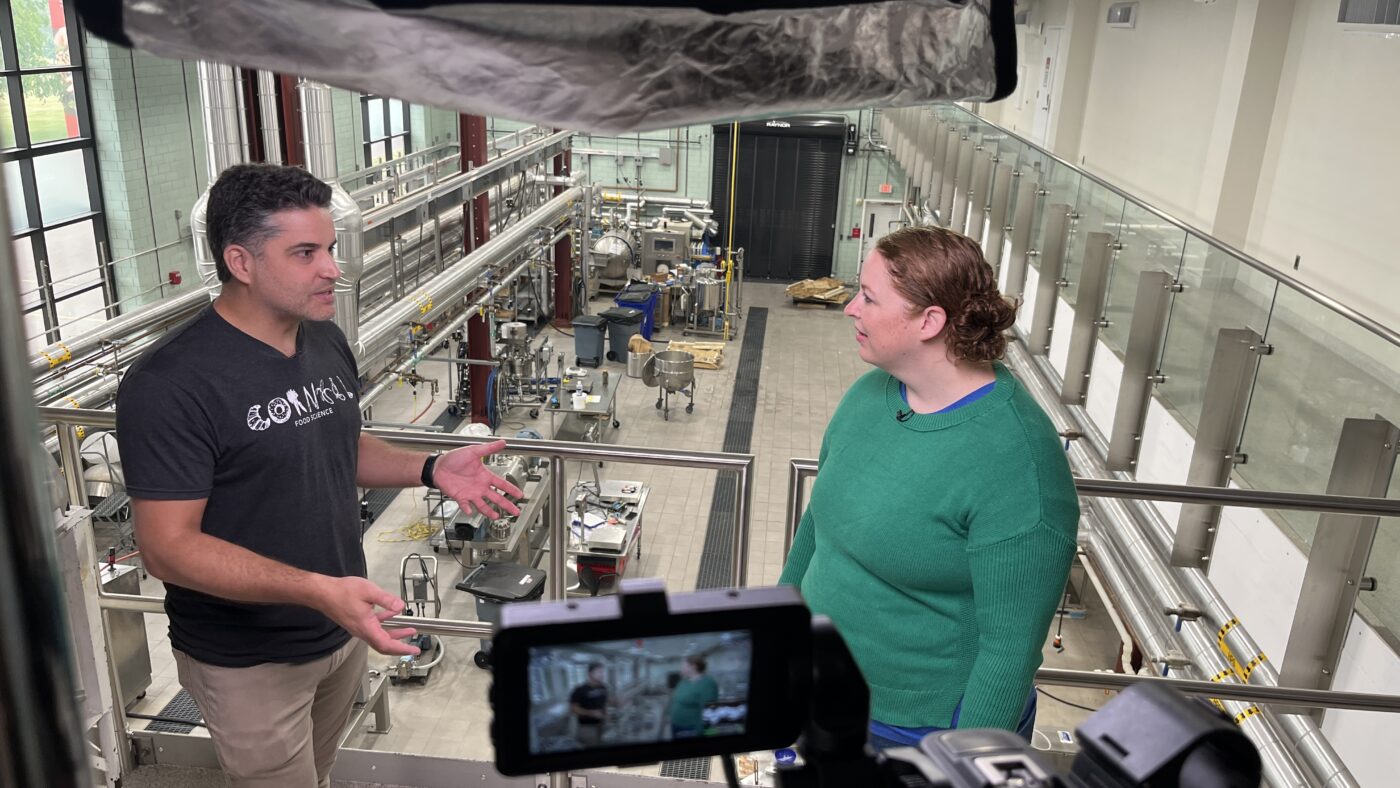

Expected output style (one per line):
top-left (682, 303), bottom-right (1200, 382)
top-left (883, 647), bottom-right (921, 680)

top-left (665, 340), bottom-right (724, 369)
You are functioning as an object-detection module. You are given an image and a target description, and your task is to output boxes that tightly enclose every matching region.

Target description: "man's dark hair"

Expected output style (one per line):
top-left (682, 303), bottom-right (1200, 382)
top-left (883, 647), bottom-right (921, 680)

top-left (205, 163), bottom-right (333, 283)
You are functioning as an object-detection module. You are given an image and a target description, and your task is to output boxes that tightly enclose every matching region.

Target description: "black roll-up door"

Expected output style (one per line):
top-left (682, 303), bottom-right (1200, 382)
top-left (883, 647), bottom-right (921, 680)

top-left (712, 116), bottom-right (844, 281)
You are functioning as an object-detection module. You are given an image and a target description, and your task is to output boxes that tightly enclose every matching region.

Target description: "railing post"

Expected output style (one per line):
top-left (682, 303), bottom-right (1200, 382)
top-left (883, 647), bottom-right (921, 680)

top-left (948, 134), bottom-right (975, 232)
top-left (1060, 232), bottom-right (1114, 405)
top-left (1106, 271), bottom-right (1176, 471)
top-left (57, 423), bottom-right (88, 509)
top-left (966, 147), bottom-right (993, 244)
top-left (1027, 203), bottom-right (1072, 355)
top-left (928, 119), bottom-right (950, 209)
top-left (1170, 328), bottom-right (1267, 567)
top-left (549, 456), bottom-right (567, 600)
top-left (1002, 176), bottom-right (1038, 300)
top-left (983, 159), bottom-right (1014, 257)
top-left (732, 461), bottom-right (752, 587)
top-left (1281, 417), bottom-right (1400, 709)
top-left (938, 128), bottom-right (962, 224)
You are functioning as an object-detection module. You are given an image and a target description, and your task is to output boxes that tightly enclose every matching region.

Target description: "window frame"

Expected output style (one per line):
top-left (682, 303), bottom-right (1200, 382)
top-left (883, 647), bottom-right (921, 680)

top-left (1, 0), bottom-right (113, 351)
top-left (360, 93), bottom-right (411, 168)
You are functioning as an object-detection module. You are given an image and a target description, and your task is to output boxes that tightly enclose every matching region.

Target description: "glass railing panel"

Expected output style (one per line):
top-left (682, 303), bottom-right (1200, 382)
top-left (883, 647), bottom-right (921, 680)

top-left (1062, 179), bottom-right (1126, 311)
top-left (1099, 202), bottom-right (1188, 357)
top-left (1235, 282), bottom-right (1400, 554)
top-left (1154, 238), bottom-right (1278, 434)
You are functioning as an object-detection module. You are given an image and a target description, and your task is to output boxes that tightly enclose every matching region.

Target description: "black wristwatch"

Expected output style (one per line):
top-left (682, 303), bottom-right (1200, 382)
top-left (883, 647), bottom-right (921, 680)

top-left (421, 453), bottom-right (442, 489)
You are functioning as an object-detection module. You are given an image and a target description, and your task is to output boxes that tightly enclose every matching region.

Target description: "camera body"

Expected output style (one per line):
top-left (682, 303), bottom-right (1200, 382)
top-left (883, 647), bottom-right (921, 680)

top-left (489, 579), bottom-right (1261, 788)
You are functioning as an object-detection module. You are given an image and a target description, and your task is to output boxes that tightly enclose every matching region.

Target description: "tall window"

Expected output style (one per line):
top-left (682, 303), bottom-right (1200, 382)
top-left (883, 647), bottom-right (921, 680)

top-left (2, 0), bottom-right (109, 353)
top-left (361, 94), bottom-right (410, 166)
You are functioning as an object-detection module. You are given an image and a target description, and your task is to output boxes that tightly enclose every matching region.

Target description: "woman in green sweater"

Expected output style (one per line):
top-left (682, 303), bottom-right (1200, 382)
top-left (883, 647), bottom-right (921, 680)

top-left (668, 656), bottom-right (719, 738)
top-left (779, 226), bottom-right (1079, 751)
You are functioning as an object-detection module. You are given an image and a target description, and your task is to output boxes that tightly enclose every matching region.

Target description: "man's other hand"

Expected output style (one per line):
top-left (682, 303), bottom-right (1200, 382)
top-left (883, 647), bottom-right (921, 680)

top-left (314, 576), bottom-right (421, 656)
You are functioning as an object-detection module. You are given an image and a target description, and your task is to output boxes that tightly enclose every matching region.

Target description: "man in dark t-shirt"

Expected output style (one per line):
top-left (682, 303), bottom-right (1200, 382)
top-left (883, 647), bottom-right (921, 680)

top-left (569, 663), bottom-right (610, 747)
top-left (116, 164), bottom-right (523, 788)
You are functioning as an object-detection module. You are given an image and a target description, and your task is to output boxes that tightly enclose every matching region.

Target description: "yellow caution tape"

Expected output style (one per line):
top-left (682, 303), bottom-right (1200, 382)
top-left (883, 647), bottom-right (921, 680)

top-left (412, 292), bottom-right (433, 316)
top-left (1217, 618), bottom-right (1248, 681)
top-left (40, 343), bottom-right (74, 369)
top-left (1233, 706), bottom-right (1262, 725)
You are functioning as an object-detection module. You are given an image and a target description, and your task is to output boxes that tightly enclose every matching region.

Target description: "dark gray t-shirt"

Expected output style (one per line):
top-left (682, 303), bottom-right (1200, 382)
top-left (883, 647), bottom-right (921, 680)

top-left (116, 306), bottom-right (363, 667)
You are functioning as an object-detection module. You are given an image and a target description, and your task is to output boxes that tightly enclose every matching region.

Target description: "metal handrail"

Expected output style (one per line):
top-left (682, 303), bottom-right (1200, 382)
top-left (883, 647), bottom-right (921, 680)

top-left (96, 591), bottom-right (1400, 713)
top-left (1034, 668), bottom-right (1400, 713)
top-left (933, 104), bottom-right (1400, 347)
top-left (44, 407), bottom-right (754, 634)
top-left (784, 458), bottom-right (1400, 554)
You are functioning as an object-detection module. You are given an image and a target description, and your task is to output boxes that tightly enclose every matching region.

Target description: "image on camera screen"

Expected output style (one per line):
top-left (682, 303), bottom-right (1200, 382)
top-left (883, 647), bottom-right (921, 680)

top-left (527, 630), bottom-right (752, 755)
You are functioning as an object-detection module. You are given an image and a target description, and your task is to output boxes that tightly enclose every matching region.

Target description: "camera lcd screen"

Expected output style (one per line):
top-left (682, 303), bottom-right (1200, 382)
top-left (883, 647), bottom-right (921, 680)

top-left (527, 630), bottom-right (752, 755)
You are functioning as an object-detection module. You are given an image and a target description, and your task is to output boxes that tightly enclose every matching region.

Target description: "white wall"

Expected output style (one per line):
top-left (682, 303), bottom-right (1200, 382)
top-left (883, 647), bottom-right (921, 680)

top-left (1072, 0), bottom-right (1239, 224)
top-left (1246, 0), bottom-right (1400, 331)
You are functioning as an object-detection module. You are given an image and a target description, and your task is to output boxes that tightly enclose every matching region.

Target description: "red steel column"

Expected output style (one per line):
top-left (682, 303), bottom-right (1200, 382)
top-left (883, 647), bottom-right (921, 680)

top-left (552, 144), bottom-right (574, 327)
top-left (461, 115), bottom-right (493, 424)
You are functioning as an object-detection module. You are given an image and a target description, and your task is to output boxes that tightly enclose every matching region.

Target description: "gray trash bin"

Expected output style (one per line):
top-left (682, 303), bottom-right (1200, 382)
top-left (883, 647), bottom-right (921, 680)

top-left (572, 314), bottom-right (607, 368)
top-left (601, 307), bottom-right (644, 362)
top-left (455, 561), bottom-right (547, 668)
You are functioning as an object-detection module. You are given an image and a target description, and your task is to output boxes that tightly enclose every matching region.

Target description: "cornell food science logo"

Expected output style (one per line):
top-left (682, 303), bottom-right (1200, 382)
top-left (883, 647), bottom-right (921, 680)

top-left (246, 374), bottom-right (356, 431)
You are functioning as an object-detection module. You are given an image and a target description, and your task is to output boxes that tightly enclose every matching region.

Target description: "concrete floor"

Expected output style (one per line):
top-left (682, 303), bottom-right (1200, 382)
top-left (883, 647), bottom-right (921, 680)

top-left (117, 282), bottom-right (1123, 786)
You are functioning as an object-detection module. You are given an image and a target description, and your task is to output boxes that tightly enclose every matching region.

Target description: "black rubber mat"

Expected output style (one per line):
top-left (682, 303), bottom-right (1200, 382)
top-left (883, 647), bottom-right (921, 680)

top-left (359, 406), bottom-right (466, 532)
top-left (146, 688), bottom-right (203, 734)
top-left (431, 406), bottom-right (467, 433)
top-left (694, 307), bottom-right (767, 590)
top-left (659, 757), bottom-right (713, 780)
top-left (361, 488), bottom-right (401, 532)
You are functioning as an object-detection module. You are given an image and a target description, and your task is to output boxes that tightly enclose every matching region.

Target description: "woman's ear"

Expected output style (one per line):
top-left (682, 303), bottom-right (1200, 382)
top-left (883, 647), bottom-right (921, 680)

top-left (918, 304), bottom-right (948, 342)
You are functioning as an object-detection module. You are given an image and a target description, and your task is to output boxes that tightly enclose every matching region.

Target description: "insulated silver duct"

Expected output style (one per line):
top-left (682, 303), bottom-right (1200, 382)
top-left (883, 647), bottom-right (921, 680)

top-left (297, 78), bottom-right (365, 348)
top-left (193, 61), bottom-right (250, 298)
top-left (681, 210), bottom-right (718, 237)
top-left (297, 78), bottom-right (337, 181)
top-left (256, 70), bottom-right (282, 165)
top-left (196, 61), bottom-right (249, 182)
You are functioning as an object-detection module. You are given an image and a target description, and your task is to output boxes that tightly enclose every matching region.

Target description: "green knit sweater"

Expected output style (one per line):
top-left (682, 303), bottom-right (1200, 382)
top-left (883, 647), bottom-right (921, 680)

top-left (779, 364), bottom-right (1079, 730)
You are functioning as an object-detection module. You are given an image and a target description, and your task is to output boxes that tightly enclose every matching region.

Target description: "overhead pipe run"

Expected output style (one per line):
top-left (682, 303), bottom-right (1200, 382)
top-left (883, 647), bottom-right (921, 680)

top-left (28, 289), bottom-right (208, 379)
top-left (195, 62), bottom-right (248, 182)
top-left (192, 61), bottom-right (252, 298)
top-left (354, 186), bottom-right (581, 365)
top-left (358, 258), bottom-right (536, 411)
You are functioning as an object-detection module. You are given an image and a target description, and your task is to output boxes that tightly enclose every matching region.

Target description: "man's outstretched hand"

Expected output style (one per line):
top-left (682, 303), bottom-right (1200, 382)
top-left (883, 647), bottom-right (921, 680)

top-left (434, 440), bottom-right (523, 518)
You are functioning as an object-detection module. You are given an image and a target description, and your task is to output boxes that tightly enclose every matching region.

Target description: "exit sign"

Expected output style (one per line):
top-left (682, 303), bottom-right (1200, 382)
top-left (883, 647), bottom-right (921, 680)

top-left (879, 183), bottom-right (893, 194)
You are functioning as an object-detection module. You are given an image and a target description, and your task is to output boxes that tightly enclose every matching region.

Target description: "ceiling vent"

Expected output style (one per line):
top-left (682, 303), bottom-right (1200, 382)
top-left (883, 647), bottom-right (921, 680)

top-left (1107, 2), bottom-right (1137, 28)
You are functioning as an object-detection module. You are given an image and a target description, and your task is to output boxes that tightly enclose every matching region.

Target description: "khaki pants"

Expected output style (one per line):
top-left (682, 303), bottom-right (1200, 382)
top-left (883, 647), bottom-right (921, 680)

top-left (174, 639), bottom-right (367, 788)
